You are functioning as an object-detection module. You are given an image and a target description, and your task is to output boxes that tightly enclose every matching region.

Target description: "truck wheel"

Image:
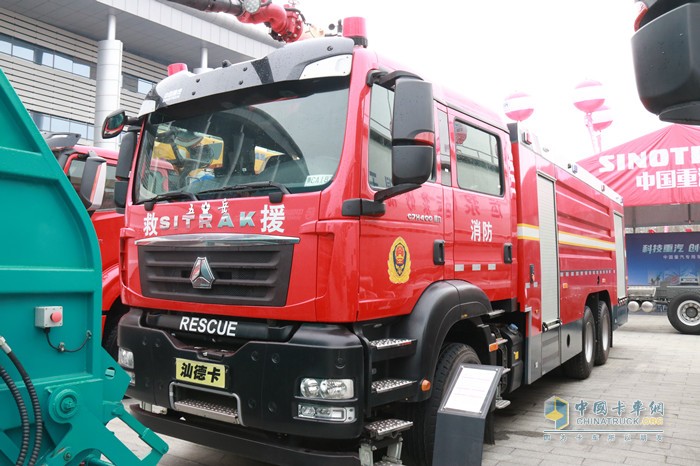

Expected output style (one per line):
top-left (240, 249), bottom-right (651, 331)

top-left (564, 307), bottom-right (595, 379)
top-left (104, 323), bottom-right (119, 362)
top-left (594, 302), bottom-right (611, 366)
top-left (103, 304), bottom-right (128, 362)
top-left (403, 343), bottom-right (480, 466)
top-left (668, 294), bottom-right (700, 335)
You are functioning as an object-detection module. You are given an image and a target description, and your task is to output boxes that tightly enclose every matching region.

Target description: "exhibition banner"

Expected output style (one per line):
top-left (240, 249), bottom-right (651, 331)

top-left (626, 232), bottom-right (700, 286)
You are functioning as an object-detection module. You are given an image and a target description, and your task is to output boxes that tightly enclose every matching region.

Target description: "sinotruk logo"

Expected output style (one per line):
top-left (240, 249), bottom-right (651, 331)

top-left (544, 396), bottom-right (569, 430)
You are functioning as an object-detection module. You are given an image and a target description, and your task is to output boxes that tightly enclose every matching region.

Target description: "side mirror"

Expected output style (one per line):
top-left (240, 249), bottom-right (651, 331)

top-left (102, 108), bottom-right (127, 139)
top-left (632, 2), bottom-right (700, 124)
top-left (79, 155), bottom-right (106, 211)
top-left (392, 79), bottom-right (434, 186)
top-left (392, 145), bottom-right (434, 185)
top-left (114, 131), bottom-right (138, 209)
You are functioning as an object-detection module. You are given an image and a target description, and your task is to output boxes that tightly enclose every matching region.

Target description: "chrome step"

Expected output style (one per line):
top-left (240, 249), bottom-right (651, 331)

top-left (495, 399), bottom-right (511, 410)
top-left (370, 378), bottom-right (418, 407)
top-left (369, 338), bottom-right (416, 362)
top-left (370, 338), bottom-right (414, 349)
top-left (173, 399), bottom-right (240, 424)
top-left (374, 461), bottom-right (403, 466)
top-left (365, 419), bottom-right (413, 439)
top-left (372, 378), bottom-right (414, 394)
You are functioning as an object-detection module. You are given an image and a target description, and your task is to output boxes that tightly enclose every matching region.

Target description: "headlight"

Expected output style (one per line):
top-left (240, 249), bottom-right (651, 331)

top-left (118, 347), bottom-right (134, 369)
top-left (300, 378), bottom-right (354, 400)
top-left (298, 403), bottom-right (356, 423)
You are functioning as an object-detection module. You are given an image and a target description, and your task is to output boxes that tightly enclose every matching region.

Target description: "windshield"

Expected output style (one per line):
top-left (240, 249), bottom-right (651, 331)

top-left (134, 77), bottom-right (349, 203)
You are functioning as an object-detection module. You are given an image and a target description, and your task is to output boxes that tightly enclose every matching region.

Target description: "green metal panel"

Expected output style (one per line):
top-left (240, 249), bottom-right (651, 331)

top-left (0, 70), bottom-right (166, 465)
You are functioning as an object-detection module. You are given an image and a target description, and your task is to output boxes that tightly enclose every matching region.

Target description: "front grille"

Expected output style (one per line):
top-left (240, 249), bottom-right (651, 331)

top-left (137, 234), bottom-right (295, 306)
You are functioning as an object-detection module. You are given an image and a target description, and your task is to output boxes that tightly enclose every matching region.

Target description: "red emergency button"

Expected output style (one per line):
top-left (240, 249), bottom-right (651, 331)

top-left (50, 311), bottom-right (62, 323)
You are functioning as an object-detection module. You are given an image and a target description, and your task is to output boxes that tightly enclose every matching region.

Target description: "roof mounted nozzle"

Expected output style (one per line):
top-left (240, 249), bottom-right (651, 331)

top-left (241, 0), bottom-right (262, 14)
top-left (166, 0), bottom-right (303, 43)
top-left (166, 0), bottom-right (244, 15)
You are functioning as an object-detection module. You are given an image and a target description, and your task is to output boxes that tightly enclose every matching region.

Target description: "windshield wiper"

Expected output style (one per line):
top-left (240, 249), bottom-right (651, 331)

top-left (141, 191), bottom-right (197, 211)
top-left (196, 181), bottom-right (290, 203)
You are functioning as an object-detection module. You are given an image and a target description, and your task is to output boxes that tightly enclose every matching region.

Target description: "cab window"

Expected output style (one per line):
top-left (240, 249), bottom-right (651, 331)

top-left (454, 120), bottom-right (502, 196)
top-left (368, 85), bottom-right (394, 189)
top-left (368, 85), bottom-right (436, 188)
top-left (67, 159), bottom-right (117, 210)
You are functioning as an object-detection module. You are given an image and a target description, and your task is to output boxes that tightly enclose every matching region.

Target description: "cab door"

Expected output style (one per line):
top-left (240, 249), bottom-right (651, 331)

top-left (357, 84), bottom-right (445, 321)
top-left (448, 110), bottom-right (515, 302)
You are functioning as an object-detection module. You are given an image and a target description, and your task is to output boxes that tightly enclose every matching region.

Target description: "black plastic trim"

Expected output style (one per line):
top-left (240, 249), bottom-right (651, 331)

top-left (341, 198), bottom-right (386, 217)
top-left (388, 280), bottom-right (492, 398)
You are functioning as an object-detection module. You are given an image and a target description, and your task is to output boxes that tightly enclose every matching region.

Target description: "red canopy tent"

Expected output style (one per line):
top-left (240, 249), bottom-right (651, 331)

top-left (578, 124), bottom-right (700, 228)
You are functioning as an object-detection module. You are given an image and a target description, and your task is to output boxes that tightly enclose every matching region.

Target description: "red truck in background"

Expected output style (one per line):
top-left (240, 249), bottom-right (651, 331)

top-left (102, 2), bottom-right (629, 465)
top-left (42, 132), bottom-right (126, 359)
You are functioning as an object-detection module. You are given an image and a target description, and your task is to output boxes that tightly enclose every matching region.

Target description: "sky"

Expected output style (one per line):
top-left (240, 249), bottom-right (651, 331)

top-left (292, 0), bottom-right (669, 162)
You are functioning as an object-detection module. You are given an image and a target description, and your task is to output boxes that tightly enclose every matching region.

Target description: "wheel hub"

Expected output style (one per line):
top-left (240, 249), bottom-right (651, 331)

top-left (679, 301), bottom-right (700, 326)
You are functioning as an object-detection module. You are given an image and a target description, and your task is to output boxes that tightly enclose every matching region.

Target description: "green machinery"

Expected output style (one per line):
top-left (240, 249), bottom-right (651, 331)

top-left (0, 70), bottom-right (167, 465)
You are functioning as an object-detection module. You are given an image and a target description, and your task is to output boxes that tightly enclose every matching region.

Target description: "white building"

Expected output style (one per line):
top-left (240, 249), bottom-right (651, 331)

top-left (0, 0), bottom-right (281, 148)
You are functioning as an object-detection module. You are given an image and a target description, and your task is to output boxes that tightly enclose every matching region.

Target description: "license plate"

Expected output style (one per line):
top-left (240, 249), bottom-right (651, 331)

top-left (175, 358), bottom-right (227, 389)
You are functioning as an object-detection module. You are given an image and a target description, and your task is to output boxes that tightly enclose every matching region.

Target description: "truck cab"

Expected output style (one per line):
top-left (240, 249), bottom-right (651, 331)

top-left (42, 132), bottom-right (125, 359)
top-left (105, 16), bottom-right (626, 466)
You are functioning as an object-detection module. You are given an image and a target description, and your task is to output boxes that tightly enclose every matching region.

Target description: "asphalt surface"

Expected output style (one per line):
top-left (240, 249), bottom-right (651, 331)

top-left (107, 312), bottom-right (700, 465)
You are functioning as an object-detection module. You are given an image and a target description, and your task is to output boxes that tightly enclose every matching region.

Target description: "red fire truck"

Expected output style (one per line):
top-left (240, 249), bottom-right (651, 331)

top-left (42, 132), bottom-right (126, 359)
top-left (105, 1), bottom-right (629, 464)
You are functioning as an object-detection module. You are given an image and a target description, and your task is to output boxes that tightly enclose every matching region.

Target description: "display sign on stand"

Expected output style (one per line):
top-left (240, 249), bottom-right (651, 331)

top-left (432, 364), bottom-right (503, 466)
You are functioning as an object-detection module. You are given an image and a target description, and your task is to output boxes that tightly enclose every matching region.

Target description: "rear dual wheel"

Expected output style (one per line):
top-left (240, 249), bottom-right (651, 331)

top-left (594, 301), bottom-right (611, 366)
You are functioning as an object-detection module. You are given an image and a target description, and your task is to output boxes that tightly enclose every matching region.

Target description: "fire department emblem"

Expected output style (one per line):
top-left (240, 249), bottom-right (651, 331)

top-left (388, 237), bottom-right (411, 284)
top-left (190, 257), bottom-right (215, 289)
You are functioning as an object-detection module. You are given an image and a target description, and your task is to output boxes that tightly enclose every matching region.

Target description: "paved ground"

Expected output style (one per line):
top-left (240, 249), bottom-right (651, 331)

top-left (108, 313), bottom-right (700, 465)
top-left (482, 312), bottom-right (700, 466)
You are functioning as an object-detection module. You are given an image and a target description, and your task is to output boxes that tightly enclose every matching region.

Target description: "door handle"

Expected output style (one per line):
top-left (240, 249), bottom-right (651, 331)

top-left (434, 240), bottom-right (445, 265)
top-left (504, 243), bottom-right (513, 264)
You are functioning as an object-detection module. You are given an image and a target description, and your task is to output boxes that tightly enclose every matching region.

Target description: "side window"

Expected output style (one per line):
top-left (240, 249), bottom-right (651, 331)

top-left (368, 85), bottom-right (394, 189)
top-left (368, 85), bottom-right (437, 188)
top-left (438, 110), bottom-right (451, 186)
top-left (100, 164), bottom-right (117, 210)
top-left (67, 160), bottom-right (117, 211)
top-left (454, 120), bottom-right (502, 196)
top-left (66, 159), bottom-right (84, 192)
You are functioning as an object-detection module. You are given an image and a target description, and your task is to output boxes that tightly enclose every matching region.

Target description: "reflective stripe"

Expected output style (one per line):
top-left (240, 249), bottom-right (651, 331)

top-left (559, 232), bottom-right (615, 251)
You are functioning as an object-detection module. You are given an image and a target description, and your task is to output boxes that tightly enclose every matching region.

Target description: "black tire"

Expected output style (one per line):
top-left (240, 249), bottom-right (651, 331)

top-left (564, 307), bottom-right (595, 379)
top-left (102, 304), bottom-right (128, 362)
top-left (594, 301), bottom-right (611, 366)
top-left (103, 320), bottom-right (120, 362)
top-left (403, 343), bottom-right (480, 466)
top-left (668, 293), bottom-right (700, 335)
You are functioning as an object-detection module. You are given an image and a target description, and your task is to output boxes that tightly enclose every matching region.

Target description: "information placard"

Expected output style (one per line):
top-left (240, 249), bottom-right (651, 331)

top-left (443, 366), bottom-right (499, 414)
top-left (433, 364), bottom-right (503, 466)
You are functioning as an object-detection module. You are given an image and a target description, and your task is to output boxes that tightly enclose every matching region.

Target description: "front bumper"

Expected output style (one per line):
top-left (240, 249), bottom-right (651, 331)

top-left (129, 402), bottom-right (360, 466)
top-left (119, 309), bottom-right (366, 440)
